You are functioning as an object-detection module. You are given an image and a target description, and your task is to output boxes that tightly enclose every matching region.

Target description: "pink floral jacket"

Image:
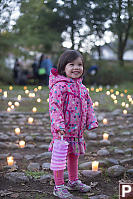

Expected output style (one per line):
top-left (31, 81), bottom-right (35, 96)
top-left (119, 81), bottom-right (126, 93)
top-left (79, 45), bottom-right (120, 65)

top-left (49, 68), bottom-right (98, 141)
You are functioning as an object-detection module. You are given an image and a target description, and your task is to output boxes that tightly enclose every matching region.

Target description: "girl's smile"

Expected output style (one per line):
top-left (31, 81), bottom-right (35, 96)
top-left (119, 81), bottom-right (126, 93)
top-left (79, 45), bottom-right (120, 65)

top-left (65, 57), bottom-right (83, 79)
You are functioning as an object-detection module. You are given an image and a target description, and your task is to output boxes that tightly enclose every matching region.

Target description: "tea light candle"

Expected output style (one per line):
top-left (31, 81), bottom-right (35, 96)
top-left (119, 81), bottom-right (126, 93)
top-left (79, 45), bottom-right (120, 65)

top-left (7, 107), bottom-right (11, 112)
top-left (17, 95), bottom-right (21, 101)
top-left (38, 86), bottom-right (42, 90)
top-left (19, 140), bottom-right (25, 148)
top-left (15, 128), bottom-right (20, 135)
top-left (14, 101), bottom-right (20, 107)
top-left (92, 161), bottom-right (99, 171)
top-left (11, 105), bottom-right (15, 110)
top-left (103, 133), bottom-right (109, 140)
top-left (25, 90), bottom-right (29, 94)
top-left (8, 101), bottom-right (12, 106)
top-left (47, 98), bottom-right (49, 102)
top-left (103, 118), bottom-right (108, 125)
top-left (37, 98), bottom-right (41, 103)
top-left (123, 109), bottom-right (127, 115)
top-left (7, 156), bottom-right (14, 166)
top-left (32, 107), bottom-right (37, 113)
top-left (24, 86), bottom-right (27, 90)
top-left (95, 101), bottom-right (99, 107)
top-left (34, 88), bottom-right (38, 92)
top-left (3, 91), bottom-right (7, 98)
top-left (106, 91), bottom-right (110, 95)
top-left (9, 86), bottom-right (13, 90)
top-left (28, 117), bottom-right (34, 124)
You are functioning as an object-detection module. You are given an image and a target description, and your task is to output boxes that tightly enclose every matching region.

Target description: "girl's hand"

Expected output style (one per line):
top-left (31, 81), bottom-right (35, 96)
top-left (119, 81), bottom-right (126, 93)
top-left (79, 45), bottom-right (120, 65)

top-left (58, 130), bottom-right (65, 137)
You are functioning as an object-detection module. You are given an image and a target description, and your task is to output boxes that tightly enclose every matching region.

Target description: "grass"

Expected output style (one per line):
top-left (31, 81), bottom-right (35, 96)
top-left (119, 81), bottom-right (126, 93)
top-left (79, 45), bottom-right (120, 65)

top-left (25, 170), bottom-right (46, 179)
top-left (0, 83), bottom-right (133, 113)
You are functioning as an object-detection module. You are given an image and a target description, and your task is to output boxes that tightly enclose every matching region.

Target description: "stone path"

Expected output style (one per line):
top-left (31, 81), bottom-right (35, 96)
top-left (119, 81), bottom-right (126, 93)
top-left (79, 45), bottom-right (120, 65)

top-left (0, 88), bottom-right (133, 199)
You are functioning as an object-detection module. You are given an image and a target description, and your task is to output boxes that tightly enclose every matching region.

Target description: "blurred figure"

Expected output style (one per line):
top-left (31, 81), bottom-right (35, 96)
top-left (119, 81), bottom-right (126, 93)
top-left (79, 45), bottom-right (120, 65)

top-left (38, 54), bottom-right (53, 85)
top-left (13, 58), bottom-right (20, 84)
top-left (43, 55), bottom-right (53, 86)
top-left (32, 57), bottom-right (38, 83)
top-left (38, 54), bottom-right (47, 85)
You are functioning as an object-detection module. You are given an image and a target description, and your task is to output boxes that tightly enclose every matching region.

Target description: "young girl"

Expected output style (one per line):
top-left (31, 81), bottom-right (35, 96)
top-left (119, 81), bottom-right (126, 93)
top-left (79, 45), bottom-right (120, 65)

top-left (49, 50), bottom-right (98, 198)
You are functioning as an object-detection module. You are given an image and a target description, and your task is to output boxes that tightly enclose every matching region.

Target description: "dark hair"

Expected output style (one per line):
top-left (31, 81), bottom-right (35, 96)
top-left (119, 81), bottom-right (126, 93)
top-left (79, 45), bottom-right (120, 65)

top-left (57, 50), bottom-right (84, 76)
top-left (38, 54), bottom-right (45, 68)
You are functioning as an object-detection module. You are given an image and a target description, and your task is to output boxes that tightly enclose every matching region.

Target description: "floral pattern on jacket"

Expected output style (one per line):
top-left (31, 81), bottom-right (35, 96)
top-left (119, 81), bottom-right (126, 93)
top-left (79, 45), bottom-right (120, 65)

top-left (49, 68), bottom-right (98, 141)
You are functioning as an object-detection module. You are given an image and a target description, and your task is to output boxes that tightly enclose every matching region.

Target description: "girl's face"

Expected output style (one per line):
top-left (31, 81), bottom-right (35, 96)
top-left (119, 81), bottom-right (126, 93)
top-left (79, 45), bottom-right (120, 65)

top-left (65, 57), bottom-right (83, 79)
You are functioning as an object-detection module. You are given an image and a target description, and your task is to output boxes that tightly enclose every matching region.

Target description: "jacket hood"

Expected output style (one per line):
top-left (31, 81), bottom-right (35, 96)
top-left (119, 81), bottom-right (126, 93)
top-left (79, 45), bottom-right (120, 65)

top-left (49, 68), bottom-right (82, 89)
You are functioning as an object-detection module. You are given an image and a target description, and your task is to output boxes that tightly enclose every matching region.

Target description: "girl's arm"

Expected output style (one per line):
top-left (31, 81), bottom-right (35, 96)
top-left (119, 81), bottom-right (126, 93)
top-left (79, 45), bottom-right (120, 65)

top-left (49, 84), bottom-right (65, 136)
top-left (86, 95), bottom-right (98, 130)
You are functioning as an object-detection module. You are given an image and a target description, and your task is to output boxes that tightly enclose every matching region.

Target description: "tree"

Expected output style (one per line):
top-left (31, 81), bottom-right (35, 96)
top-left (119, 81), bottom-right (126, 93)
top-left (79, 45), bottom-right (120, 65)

top-left (108, 0), bottom-right (133, 65)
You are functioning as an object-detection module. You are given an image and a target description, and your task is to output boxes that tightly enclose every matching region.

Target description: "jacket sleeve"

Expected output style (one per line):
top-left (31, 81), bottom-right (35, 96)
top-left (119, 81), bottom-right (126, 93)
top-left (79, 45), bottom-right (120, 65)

top-left (49, 84), bottom-right (65, 135)
top-left (86, 94), bottom-right (98, 130)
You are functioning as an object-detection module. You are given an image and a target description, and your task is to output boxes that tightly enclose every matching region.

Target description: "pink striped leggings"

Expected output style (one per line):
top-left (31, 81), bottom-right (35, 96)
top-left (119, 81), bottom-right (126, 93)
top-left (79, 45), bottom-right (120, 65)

top-left (53, 153), bottom-right (79, 186)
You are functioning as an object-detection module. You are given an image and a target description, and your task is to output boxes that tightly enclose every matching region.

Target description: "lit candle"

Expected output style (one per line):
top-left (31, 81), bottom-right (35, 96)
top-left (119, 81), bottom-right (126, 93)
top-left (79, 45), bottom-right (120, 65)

top-left (92, 161), bottom-right (99, 171)
top-left (11, 105), bottom-right (15, 110)
top-left (24, 86), bottom-right (27, 90)
top-left (15, 128), bottom-right (20, 135)
top-left (91, 87), bottom-right (94, 91)
top-left (28, 117), bottom-right (34, 124)
top-left (103, 133), bottom-right (109, 140)
top-left (14, 101), bottom-right (20, 107)
top-left (7, 156), bottom-right (14, 166)
top-left (19, 140), bottom-right (25, 148)
top-left (94, 101), bottom-right (99, 107)
top-left (8, 101), bottom-right (12, 106)
top-left (103, 118), bottom-right (108, 125)
top-left (3, 91), bottom-right (7, 98)
top-left (123, 110), bottom-right (127, 115)
top-left (38, 86), bottom-right (42, 90)
top-left (25, 90), bottom-right (29, 94)
top-left (106, 91), bottom-right (110, 95)
top-left (7, 107), bottom-right (11, 112)
top-left (9, 86), bottom-right (13, 90)
top-left (32, 107), bottom-right (37, 113)
top-left (34, 88), bottom-right (38, 92)
top-left (37, 98), bottom-right (41, 103)
top-left (125, 104), bottom-right (129, 108)
top-left (17, 95), bottom-right (21, 101)
top-left (47, 98), bottom-right (49, 102)
top-left (114, 100), bottom-right (117, 104)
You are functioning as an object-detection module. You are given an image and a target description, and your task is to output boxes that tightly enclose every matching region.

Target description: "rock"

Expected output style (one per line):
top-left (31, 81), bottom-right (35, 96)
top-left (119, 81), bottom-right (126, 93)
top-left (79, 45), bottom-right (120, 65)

top-left (121, 131), bottom-right (131, 136)
top-left (27, 163), bottom-right (40, 171)
top-left (35, 136), bottom-right (46, 141)
top-left (39, 174), bottom-right (53, 183)
top-left (126, 169), bottom-right (133, 176)
top-left (87, 132), bottom-right (98, 139)
top-left (125, 148), bottom-right (133, 153)
top-left (12, 153), bottom-right (23, 160)
top-left (81, 170), bottom-right (101, 179)
top-left (97, 149), bottom-right (110, 156)
top-left (99, 140), bottom-right (111, 146)
top-left (0, 134), bottom-right (10, 141)
top-left (89, 195), bottom-right (110, 199)
top-left (120, 158), bottom-right (133, 165)
top-left (114, 149), bottom-right (125, 154)
top-left (0, 142), bottom-right (8, 149)
top-left (38, 144), bottom-right (49, 150)
top-left (36, 152), bottom-right (51, 159)
top-left (26, 144), bottom-right (36, 149)
top-left (24, 155), bottom-right (35, 160)
top-left (105, 158), bottom-right (119, 166)
top-left (107, 165), bottom-right (125, 177)
top-left (79, 162), bottom-right (92, 170)
top-left (112, 109), bottom-right (121, 115)
top-left (0, 153), bottom-right (9, 159)
top-left (5, 172), bottom-right (29, 183)
top-left (25, 136), bottom-right (34, 142)
top-left (42, 163), bottom-right (50, 170)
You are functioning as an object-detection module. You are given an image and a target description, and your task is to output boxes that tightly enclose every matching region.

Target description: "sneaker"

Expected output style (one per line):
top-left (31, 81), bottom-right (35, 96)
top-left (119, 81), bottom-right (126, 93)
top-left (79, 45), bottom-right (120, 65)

top-left (53, 185), bottom-right (74, 198)
top-left (67, 180), bottom-right (91, 193)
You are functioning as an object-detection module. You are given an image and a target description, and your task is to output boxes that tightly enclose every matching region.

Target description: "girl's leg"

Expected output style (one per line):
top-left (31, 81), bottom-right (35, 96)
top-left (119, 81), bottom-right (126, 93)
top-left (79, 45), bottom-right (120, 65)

top-left (53, 170), bottom-right (64, 186)
top-left (67, 153), bottom-right (79, 181)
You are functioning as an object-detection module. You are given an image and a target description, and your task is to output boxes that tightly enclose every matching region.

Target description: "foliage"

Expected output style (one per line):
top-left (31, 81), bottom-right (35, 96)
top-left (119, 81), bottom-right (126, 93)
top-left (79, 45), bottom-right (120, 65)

top-left (84, 60), bottom-right (133, 85)
top-left (0, 59), bottom-right (13, 84)
top-left (25, 170), bottom-right (46, 179)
